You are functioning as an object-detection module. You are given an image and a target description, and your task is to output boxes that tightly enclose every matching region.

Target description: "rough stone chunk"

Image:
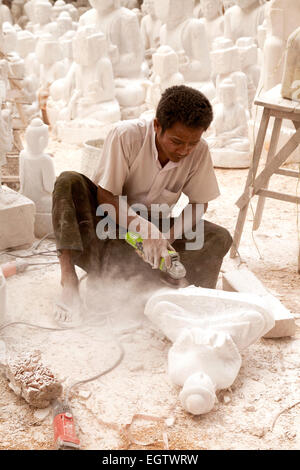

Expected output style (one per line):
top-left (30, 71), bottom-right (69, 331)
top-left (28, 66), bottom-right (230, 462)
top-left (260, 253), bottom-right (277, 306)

top-left (5, 350), bottom-right (62, 408)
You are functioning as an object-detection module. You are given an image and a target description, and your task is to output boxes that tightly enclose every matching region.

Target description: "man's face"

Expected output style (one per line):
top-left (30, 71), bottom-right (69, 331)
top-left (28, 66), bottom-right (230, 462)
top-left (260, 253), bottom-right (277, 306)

top-left (154, 119), bottom-right (204, 164)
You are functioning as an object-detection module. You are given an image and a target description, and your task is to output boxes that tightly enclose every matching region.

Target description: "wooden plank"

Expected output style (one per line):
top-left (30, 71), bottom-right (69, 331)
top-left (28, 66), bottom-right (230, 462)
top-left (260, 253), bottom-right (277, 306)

top-left (253, 117), bottom-right (282, 231)
top-left (257, 189), bottom-right (300, 204)
top-left (230, 108), bottom-right (271, 258)
top-left (237, 127), bottom-right (300, 209)
top-left (275, 169), bottom-right (300, 178)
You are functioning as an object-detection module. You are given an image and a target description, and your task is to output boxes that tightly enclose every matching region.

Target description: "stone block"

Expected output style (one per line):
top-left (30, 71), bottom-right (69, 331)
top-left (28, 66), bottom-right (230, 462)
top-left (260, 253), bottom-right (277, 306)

top-left (222, 268), bottom-right (296, 338)
top-left (0, 186), bottom-right (35, 251)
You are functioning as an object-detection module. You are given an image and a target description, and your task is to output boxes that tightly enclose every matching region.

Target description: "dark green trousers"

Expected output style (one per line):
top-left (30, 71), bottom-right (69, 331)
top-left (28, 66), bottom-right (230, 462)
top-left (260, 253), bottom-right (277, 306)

top-left (52, 171), bottom-right (232, 288)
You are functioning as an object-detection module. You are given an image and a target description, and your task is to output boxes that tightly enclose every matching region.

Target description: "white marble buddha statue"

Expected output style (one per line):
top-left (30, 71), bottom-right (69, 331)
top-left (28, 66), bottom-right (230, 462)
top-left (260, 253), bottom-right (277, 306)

top-left (207, 78), bottom-right (251, 168)
top-left (224, 0), bottom-right (266, 44)
top-left (32, 0), bottom-right (53, 37)
top-left (79, 0), bottom-right (144, 79)
top-left (51, 0), bottom-right (68, 21)
top-left (68, 26), bottom-right (120, 122)
top-left (49, 25), bottom-right (120, 142)
top-left (19, 118), bottom-right (56, 237)
top-left (79, 0), bottom-right (147, 118)
top-left (201, 0), bottom-right (224, 49)
top-left (19, 118), bottom-right (54, 212)
top-left (155, 0), bottom-right (215, 100)
top-left (236, 36), bottom-right (260, 108)
top-left (211, 37), bottom-right (249, 111)
top-left (146, 45), bottom-right (184, 109)
top-left (35, 34), bottom-right (66, 89)
top-left (140, 0), bottom-right (161, 64)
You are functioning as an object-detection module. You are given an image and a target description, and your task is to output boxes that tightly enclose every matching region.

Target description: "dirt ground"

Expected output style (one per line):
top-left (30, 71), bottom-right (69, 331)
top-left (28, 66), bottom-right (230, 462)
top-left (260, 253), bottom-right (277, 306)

top-left (0, 131), bottom-right (300, 450)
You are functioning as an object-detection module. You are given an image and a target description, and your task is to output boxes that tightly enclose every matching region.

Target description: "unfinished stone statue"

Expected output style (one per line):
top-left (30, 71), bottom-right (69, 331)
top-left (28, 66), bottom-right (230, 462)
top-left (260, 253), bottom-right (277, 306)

top-left (211, 37), bottom-right (249, 111)
top-left (79, 0), bottom-right (147, 119)
top-left (20, 118), bottom-right (56, 237)
top-left (281, 26), bottom-right (300, 102)
top-left (141, 0), bottom-right (161, 66)
top-left (224, 0), bottom-right (266, 44)
top-left (146, 45), bottom-right (184, 109)
top-left (262, 0), bottom-right (300, 92)
top-left (52, 26), bottom-right (120, 143)
top-left (207, 78), bottom-right (251, 168)
top-left (35, 33), bottom-right (68, 124)
top-left (4, 350), bottom-right (62, 408)
top-left (201, 0), bottom-right (224, 48)
top-left (155, 0), bottom-right (215, 100)
top-left (144, 286), bottom-right (274, 415)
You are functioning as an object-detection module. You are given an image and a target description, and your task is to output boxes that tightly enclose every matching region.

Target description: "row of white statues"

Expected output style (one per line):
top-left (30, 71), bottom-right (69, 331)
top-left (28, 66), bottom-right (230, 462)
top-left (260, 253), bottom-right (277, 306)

top-left (0, 0), bottom-right (300, 182)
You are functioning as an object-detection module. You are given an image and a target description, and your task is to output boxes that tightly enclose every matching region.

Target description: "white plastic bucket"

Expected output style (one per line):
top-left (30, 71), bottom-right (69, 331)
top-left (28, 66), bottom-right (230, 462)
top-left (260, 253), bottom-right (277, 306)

top-left (81, 138), bottom-right (105, 181)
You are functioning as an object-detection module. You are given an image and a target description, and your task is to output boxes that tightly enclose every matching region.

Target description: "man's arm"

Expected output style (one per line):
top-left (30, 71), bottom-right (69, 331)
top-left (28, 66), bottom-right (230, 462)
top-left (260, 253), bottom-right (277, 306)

top-left (97, 185), bottom-right (173, 269)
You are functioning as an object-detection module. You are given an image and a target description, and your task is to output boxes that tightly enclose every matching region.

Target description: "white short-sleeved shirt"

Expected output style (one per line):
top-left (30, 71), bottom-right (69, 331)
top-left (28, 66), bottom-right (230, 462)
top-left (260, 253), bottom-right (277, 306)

top-left (94, 118), bottom-right (220, 214)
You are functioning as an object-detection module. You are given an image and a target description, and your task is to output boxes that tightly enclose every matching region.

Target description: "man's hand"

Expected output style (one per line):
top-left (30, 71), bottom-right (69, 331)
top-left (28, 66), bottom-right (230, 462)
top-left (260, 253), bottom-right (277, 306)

top-left (139, 237), bottom-right (175, 270)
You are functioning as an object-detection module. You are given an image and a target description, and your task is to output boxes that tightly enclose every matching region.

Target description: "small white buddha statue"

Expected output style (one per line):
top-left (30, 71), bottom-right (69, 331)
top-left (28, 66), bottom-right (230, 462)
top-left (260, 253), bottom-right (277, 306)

top-left (224, 0), bottom-right (266, 44)
top-left (140, 0), bottom-right (161, 65)
top-left (155, 0), bottom-right (215, 100)
top-left (201, 0), bottom-right (224, 49)
top-left (207, 78), bottom-right (251, 168)
top-left (19, 118), bottom-right (56, 236)
top-left (35, 34), bottom-right (66, 89)
top-left (146, 45), bottom-right (184, 109)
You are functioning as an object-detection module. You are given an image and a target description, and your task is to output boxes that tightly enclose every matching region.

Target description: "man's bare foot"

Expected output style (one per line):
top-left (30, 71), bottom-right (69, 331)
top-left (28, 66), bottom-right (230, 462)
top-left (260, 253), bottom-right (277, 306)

top-left (55, 250), bottom-right (84, 327)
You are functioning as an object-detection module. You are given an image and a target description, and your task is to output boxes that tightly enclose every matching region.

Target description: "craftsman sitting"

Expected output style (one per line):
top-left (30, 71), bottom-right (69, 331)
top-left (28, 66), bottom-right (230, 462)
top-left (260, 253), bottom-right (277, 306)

top-left (52, 85), bottom-right (232, 322)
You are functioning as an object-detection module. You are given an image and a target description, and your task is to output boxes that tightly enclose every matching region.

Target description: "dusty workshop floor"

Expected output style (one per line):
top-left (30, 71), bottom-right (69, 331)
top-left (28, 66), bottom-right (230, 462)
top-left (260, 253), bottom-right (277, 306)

top-left (0, 130), bottom-right (300, 450)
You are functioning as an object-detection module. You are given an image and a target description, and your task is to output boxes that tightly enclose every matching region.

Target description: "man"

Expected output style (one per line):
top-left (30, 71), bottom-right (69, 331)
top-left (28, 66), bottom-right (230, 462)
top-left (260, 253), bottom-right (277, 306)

top-left (52, 85), bottom-right (232, 323)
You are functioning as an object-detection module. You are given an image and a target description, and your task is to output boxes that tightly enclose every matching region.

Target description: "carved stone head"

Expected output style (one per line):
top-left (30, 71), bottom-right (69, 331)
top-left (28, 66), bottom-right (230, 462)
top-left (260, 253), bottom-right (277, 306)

top-left (154, 0), bottom-right (194, 24)
top-left (25, 118), bottom-right (49, 155)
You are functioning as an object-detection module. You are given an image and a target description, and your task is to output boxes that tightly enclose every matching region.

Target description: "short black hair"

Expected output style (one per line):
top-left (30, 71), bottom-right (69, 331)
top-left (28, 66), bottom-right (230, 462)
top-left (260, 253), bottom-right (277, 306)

top-left (156, 85), bottom-right (213, 133)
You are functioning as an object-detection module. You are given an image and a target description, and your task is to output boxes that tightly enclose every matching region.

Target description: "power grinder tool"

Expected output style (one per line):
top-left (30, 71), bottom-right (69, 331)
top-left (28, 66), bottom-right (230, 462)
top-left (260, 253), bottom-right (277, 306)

top-left (125, 231), bottom-right (187, 284)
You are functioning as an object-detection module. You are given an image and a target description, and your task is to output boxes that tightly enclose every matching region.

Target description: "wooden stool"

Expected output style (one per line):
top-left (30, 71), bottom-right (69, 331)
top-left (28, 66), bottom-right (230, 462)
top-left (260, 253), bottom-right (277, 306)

top-left (230, 85), bottom-right (300, 273)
